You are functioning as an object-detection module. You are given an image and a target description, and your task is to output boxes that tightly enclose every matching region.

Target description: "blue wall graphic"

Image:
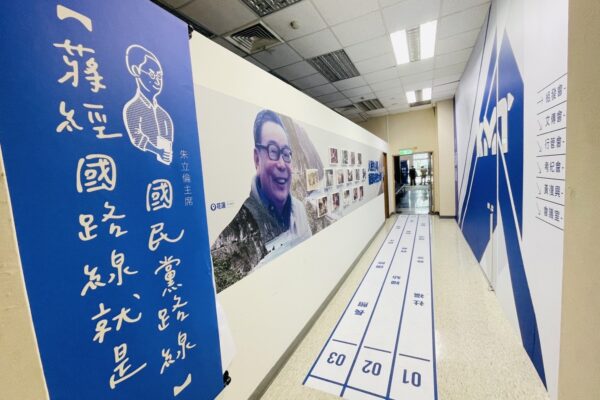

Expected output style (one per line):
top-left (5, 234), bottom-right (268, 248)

top-left (459, 31), bottom-right (546, 385)
top-left (0, 1), bottom-right (224, 398)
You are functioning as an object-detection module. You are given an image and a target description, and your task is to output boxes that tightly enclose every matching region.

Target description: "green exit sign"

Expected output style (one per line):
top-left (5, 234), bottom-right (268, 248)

top-left (399, 149), bottom-right (413, 156)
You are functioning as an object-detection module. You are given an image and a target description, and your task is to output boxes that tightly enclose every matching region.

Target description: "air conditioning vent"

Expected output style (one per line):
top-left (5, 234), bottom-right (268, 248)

top-left (410, 100), bottom-right (432, 107)
top-left (225, 22), bottom-right (282, 54)
top-left (406, 27), bottom-right (420, 62)
top-left (307, 50), bottom-right (360, 82)
top-left (241, 0), bottom-right (303, 17)
top-left (354, 99), bottom-right (384, 112)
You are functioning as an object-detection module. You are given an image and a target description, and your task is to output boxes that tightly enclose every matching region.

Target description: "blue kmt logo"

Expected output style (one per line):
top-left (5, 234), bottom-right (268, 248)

top-left (460, 32), bottom-right (546, 386)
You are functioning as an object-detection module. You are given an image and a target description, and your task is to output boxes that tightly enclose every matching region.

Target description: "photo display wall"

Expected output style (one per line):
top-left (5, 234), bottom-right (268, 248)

top-left (454, 0), bottom-right (568, 398)
top-left (0, 1), bottom-right (224, 399)
top-left (195, 87), bottom-right (384, 293)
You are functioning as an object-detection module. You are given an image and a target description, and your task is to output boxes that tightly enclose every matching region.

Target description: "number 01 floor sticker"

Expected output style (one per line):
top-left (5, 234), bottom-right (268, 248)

top-left (304, 215), bottom-right (437, 400)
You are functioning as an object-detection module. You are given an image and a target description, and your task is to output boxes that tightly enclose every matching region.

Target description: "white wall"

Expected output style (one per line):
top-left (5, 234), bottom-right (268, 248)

top-left (189, 33), bottom-right (390, 400)
top-left (436, 100), bottom-right (457, 217)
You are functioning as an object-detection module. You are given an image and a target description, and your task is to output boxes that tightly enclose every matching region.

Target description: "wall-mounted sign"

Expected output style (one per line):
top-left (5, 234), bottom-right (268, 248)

top-left (0, 1), bottom-right (224, 399)
top-left (399, 149), bottom-right (414, 156)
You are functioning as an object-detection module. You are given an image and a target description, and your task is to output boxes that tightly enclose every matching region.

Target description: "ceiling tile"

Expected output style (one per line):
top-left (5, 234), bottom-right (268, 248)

top-left (434, 62), bottom-right (467, 77)
top-left (433, 73), bottom-right (461, 86)
top-left (213, 37), bottom-right (248, 57)
top-left (438, 3), bottom-right (489, 38)
top-left (326, 98), bottom-right (352, 108)
top-left (402, 70), bottom-right (434, 85)
top-left (262, 1), bottom-right (327, 41)
top-left (397, 59), bottom-right (434, 77)
top-left (345, 35), bottom-right (394, 63)
top-left (355, 53), bottom-right (396, 75)
top-left (441, 0), bottom-right (490, 16)
top-left (311, 0), bottom-right (379, 26)
top-left (383, 0), bottom-right (441, 33)
top-left (367, 109), bottom-right (389, 117)
top-left (434, 48), bottom-right (472, 69)
top-left (252, 44), bottom-right (302, 69)
top-left (342, 85), bottom-right (373, 98)
top-left (179, 0), bottom-right (257, 35)
top-left (333, 76), bottom-right (368, 91)
top-left (317, 92), bottom-right (347, 103)
top-left (403, 79), bottom-right (434, 91)
top-left (272, 61), bottom-right (317, 81)
top-left (434, 81), bottom-right (459, 92)
top-left (375, 87), bottom-right (407, 100)
top-left (363, 67), bottom-right (399, 84)
top-left (243, 56), bottom-right (270, 71)
top-left (436, 28), bottom-right (480, 55)
top-left (369, 78), bottom-right (403, 92)
top-left (288, 29), bottom-right (342, 58)
top-left (290, 73), bottom-right (329, 89)
top-left (379, 0), bottom-right (406, 9)
top-left (350, 93), bottom-right (376, 103)
top-left (305, 83), bottom-right (338, 97)
top-left (331, 11), bottom-right (387, 47)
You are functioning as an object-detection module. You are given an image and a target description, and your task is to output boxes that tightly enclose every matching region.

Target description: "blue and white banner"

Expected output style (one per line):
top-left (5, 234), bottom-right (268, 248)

top-left (454, 0), bottom-right (568, 398)
top-left (0, 1), bottom-right (223, 399)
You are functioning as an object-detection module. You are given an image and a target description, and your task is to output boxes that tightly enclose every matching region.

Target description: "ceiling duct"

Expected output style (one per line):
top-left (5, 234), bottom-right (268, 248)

top-left (354, 99), bottom-right (384, 112)
top-left (241, 0), bottom-right (303, 17)
top-left (225, 22), bottom-right (283, 54)
top-left (307, 50), bottom-right (360, 82)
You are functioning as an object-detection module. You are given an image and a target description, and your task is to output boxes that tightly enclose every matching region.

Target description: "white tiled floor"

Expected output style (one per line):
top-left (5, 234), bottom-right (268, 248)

top-left (261, 216), bottom-right (549, 400)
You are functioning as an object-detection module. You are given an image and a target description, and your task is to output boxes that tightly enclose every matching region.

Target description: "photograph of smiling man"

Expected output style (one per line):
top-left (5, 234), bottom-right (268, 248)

top-left (211, 110), bottom-right (312, 291)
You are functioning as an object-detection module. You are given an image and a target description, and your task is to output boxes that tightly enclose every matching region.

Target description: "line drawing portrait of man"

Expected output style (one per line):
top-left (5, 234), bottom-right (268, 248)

top-left (123, 45), bottom-right (173, 165)
top-left (211, 110), bottom-right (312, 292)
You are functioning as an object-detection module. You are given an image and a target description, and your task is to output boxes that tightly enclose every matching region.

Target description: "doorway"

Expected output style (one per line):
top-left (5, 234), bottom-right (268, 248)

top-left (394, 152), bottom-right (433, 214)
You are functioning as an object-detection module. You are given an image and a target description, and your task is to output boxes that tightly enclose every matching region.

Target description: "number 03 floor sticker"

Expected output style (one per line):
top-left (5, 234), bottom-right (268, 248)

top-left (303, 215), bottom-right (437, 400)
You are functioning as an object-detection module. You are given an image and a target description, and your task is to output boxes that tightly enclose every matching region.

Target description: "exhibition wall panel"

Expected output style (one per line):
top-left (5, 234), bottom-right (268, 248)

top-left (189, 34), bottom-right (389, 400)
top-left (454, 0), bottom-right (568, 398)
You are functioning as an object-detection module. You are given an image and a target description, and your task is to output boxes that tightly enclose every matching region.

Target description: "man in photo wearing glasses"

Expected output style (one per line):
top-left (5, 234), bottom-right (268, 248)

top-left (211, 110), bottom-right (312, 292)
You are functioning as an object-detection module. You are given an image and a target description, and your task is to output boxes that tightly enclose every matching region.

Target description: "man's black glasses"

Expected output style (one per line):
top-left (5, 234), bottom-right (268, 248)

top-left (256, 143), bottom-right (292, 163)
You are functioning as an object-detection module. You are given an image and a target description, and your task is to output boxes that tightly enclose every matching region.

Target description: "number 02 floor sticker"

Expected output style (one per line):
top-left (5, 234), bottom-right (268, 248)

top-left (304, 215), bottom-right (437, 400)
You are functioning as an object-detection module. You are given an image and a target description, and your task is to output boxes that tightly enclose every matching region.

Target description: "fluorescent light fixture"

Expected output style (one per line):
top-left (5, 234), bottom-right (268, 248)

top-left (419, 20), bottom-right (437, 59)
top-left (391, 30), bottom-right (409, 64)
top-left (423, 87), bottom-right (432, 101)
top-left (406, 91), bottom-right (416, 103)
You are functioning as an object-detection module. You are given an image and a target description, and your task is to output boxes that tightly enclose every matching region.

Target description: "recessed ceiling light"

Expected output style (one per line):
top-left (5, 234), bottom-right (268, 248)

top-left (391, 19), bottom-right (437, 65)
top-left (390, 29), bottom-right (409, 64)
top-left (420, 20), bottom-right (437, 60)
top-left (406, 88), bottom-right (432, 104)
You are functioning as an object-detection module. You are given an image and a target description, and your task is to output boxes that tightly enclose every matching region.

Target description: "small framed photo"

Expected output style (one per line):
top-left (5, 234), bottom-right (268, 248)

top-left (347, 168), bottom-right (353, 182)
top-left (353, 187), bottom-right (358, 202)
top-left (317, 195), bottom-right (328, 218)
top-left (357, 152), bottom-right (362, 165)
top-left (306, 169), bottom-right (320, 191)
top-left (336, 168), bottom-right (345, 185)
top-left (350, 151), bottom-right (356, 165)
top-left (355, 168), bottom-right (360, 181)
top-left (362, 168), bottom-right (366, 180)
top-left (325, 168), bottom-right (334, 188)
top-left (329, 148), bottom-right (339, 164)
top-left (343, 189), bottom-right (351, 207)
top-left (359, 185), bottom-right (364, 200)
top-left (342, 149), bottom-right (349, 165)
top-left (331, 192), bottom-right (340, 212)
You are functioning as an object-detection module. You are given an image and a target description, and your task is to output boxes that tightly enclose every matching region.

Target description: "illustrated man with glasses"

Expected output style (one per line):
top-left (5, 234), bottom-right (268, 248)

top-left (211, 110), bottom-right (311, 291)
top-left (123, 45), bottom-right (173, 165)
